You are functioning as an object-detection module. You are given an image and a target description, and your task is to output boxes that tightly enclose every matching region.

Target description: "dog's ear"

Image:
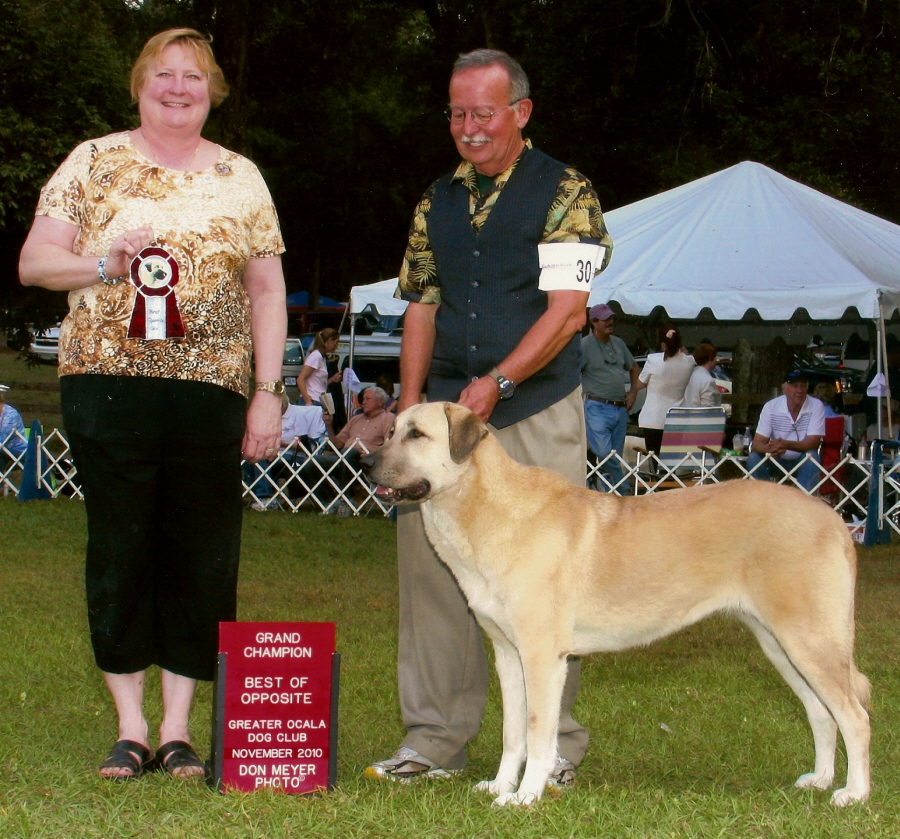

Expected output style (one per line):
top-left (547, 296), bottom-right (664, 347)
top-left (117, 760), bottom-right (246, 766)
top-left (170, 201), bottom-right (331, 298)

top-left (445, 403), bottom-right (488, 464)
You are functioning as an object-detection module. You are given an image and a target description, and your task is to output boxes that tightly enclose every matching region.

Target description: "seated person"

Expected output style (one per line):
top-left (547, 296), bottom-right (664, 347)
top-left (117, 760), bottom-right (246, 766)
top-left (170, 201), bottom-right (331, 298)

top-left (246, 396), bottom-right (327, 511)
top-left (0, 384), bottom-right (27, 459)
top-left (376, 373), bottom-right (398, 413)
top-left (866, 398), bottom-right (900, 442)
top-left (813, 382), bottom-right (841, 418)
top-left (308, 387), bottom-right (395, 515)
top-left (746, 370), bottom-right (825, 492)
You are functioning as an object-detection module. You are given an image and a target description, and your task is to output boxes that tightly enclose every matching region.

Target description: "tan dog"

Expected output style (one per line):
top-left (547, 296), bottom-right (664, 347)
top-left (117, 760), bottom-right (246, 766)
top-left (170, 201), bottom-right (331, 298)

top-left (362, 402), bottom-right (871, 807)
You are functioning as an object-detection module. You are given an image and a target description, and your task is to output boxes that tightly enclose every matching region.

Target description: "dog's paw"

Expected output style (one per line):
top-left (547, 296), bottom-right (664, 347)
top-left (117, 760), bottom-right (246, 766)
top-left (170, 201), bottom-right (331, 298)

top-left (491, 791), bottom-right (538, 808)
top-left (830, 786), bottom-right (869, 807)
top-left (474, 778), bottom-right (514, 796)
top-left (794, 770), bottom-right (834, 791)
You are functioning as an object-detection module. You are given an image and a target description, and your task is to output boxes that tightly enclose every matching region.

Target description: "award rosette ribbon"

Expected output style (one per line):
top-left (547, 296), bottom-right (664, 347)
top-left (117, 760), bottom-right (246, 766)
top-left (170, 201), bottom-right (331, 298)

top-left (127, 246), bottom-right (186, 340)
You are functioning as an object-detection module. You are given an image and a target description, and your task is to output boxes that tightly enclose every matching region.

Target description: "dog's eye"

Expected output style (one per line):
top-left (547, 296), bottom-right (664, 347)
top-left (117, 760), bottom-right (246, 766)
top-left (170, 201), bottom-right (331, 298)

top-left (407, 427), bottom-right (425, 440)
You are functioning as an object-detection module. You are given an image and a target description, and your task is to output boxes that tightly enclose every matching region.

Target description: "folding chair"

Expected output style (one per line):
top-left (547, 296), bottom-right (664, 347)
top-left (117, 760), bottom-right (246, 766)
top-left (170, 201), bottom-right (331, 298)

top-left (818, 416), bottom-right (847, 500)
top-left (635, 406), bottom-right (727, 490)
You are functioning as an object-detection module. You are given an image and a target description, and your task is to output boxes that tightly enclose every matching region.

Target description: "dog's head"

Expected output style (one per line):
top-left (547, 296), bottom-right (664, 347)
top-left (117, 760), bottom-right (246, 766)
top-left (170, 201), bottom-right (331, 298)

top-left (360, 402), bottom-right (489, 504)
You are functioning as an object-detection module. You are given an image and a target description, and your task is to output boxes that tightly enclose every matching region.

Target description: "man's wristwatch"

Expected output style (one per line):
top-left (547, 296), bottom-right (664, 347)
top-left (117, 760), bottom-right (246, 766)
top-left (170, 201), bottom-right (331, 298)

top-left (255, 380), bottom-right (286, 396)
top-left (488, 368), bottom-right (516, 400)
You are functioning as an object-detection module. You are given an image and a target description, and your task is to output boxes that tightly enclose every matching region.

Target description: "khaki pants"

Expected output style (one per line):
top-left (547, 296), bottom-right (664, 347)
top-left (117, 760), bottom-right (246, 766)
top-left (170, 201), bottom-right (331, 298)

top-left (395, 388), bottom-right (589, 769)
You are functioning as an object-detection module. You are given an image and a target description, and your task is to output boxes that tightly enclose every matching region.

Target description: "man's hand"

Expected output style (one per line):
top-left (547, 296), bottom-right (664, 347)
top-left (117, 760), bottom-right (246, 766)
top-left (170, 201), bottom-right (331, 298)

top-left (458, 376), bottom-right (501, 423)
top-left (625, 387), bottom-right (639, 412)
top-left (765, 438), bottom-right (788, 457)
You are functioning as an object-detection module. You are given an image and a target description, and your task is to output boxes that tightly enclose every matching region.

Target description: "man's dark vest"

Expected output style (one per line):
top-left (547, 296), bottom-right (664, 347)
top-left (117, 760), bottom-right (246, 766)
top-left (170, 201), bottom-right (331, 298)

top-left (427, 147), bottom-right (581, 428)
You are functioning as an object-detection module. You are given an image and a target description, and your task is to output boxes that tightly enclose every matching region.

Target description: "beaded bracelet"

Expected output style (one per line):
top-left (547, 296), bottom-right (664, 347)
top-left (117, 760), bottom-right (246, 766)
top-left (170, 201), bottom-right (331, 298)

top-left (97, 254), bottom-right (124, 286)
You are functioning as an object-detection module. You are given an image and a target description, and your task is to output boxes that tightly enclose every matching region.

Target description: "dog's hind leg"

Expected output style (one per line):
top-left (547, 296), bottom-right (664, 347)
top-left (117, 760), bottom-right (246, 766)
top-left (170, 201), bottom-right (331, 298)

top-left (744, 614), bottom-right (871, 806)
top-left (473, 635), bottom-right (526, 799)
top-left (743, 615), bottom-right (838, 791)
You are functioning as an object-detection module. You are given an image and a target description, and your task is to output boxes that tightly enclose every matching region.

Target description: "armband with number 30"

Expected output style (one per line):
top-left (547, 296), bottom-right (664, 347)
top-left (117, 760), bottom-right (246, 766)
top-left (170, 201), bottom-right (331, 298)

top-left (537, 242), bottom-right (606, 292)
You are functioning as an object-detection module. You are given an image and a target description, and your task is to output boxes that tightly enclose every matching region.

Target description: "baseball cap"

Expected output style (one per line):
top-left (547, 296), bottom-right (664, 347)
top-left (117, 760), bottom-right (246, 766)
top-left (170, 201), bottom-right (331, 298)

top-left (589, 304), bottom-right (615, 321)
top-left (783, 370), bottom-right (809, 384)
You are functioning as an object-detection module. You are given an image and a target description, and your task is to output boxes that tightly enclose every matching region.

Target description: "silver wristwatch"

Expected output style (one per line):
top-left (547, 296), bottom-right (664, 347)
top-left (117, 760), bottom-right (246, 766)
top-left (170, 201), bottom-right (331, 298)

top-left (488, 368), bottom-right (516, 400)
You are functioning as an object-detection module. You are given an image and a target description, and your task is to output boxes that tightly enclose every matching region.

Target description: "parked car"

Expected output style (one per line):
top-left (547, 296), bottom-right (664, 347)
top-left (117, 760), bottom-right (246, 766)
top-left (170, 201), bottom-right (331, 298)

top-left (792, 348), bottom-right (864, 394)
top-left (30, 325), bottom-right (61, 362)
top-left (336, 333), bottom-right (401, 400)
top-left (281, 338), bottom-right (305, 397)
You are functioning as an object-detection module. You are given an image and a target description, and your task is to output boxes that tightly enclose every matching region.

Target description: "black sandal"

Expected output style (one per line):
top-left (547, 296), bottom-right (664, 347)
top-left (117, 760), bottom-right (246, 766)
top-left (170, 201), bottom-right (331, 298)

top-left (155, 740), bottom-right (207, 779)
top-left (99, 739), bottom-right (154, 780)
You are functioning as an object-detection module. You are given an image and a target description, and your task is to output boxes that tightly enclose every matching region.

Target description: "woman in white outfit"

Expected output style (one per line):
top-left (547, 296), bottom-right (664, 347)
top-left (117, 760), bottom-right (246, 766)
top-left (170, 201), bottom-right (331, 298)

top-left (636, 325), bottom-right (695, 453)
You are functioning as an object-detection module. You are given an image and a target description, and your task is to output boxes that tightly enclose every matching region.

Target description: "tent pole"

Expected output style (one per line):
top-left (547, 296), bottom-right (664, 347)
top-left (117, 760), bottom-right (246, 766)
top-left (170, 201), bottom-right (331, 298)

top-left (879, 294), bottom-right (890, 439)
top-left (347, 300), bottom-right (357, 420)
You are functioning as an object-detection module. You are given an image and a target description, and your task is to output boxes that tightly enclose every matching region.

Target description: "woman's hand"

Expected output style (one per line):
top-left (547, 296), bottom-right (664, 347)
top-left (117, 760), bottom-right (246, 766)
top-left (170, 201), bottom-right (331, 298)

top-left (104, 226), bottom-right (155, 279)
top-left (241, 391), bottom-right (282, 463)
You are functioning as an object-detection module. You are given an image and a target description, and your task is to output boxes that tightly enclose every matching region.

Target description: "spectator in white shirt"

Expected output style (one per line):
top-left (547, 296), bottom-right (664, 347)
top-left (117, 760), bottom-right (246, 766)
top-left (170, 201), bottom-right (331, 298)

top-left (746, 370), bottom-right (825, 491)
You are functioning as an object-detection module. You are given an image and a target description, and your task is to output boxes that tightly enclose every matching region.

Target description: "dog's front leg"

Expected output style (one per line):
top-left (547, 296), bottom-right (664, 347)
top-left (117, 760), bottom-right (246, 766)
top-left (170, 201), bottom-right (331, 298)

top-left (473, 635), bottom-right (525, 799)
top-left (486, 639), bottom-right (567, 807)
top-left (501, 645), bottom-right (569, 807)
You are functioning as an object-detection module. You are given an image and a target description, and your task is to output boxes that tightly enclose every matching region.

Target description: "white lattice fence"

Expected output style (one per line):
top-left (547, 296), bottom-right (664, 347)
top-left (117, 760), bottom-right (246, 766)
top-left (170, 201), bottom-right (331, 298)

top-left (0, 430), bottom-right (891, 532)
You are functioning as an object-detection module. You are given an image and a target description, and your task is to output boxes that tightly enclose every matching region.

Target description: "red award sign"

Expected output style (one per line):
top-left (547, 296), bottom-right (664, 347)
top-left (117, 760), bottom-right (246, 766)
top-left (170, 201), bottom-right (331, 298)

top-left (210, 622), bottom-right (339, 794)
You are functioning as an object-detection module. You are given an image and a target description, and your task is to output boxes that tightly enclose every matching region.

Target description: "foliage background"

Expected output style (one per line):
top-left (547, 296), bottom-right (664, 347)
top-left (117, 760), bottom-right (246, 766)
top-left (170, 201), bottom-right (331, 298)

top-left (2, 0), bottom-right (900, 328)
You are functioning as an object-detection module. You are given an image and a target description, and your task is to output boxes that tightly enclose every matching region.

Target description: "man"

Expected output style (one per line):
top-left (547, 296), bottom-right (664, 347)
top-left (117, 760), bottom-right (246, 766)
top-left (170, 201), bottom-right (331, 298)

top-left (247, 396), bottom-right (327, 511)
top-left (747, 370), bottom-right (825, 492)
top-left (580, 303), bottom-right (639, 491)
top-left (316, 386), bottom-right (395, 515)
top-left (367, 49), bottom-right (612, 784)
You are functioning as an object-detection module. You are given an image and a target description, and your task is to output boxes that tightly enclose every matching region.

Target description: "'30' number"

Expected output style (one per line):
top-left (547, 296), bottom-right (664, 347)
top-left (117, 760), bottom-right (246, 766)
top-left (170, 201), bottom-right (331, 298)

top-left (575, 260), bottom-right (593, 282)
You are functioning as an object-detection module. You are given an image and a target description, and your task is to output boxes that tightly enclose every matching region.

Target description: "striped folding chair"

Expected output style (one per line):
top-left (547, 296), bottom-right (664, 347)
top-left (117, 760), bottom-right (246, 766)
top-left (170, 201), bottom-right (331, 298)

top-left (637, 406), bottom-right (727, 490)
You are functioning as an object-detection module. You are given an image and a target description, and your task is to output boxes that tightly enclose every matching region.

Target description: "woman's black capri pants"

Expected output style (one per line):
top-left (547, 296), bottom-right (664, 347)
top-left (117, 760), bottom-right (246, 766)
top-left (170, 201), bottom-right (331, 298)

top-left (62, 374), bottom-right (246, 681)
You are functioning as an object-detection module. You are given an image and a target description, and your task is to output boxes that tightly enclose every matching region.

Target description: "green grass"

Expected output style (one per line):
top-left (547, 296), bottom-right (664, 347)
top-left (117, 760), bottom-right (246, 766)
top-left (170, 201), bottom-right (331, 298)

top-left (2, 498), bottom-right (900, 838)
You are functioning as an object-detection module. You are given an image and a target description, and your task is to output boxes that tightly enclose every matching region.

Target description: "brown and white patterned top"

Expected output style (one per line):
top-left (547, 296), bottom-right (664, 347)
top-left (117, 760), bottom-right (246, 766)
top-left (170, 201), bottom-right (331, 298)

top-left (36, 131), bottom-right (284, 396)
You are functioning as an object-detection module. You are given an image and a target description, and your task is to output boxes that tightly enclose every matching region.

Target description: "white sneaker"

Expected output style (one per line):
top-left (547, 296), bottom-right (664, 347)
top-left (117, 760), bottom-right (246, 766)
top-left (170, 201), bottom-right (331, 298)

top-left (364, 747), bottom-right (460, 782)
top-left (320, 500), bottom-right (353, 517)
top-left (250, 498), bottom-right (279, 512)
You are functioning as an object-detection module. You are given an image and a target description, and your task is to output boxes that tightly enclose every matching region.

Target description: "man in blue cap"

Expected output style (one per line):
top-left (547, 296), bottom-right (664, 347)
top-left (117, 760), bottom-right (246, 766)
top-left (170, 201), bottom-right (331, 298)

top-left (746, 370), bottom-right (825, 491)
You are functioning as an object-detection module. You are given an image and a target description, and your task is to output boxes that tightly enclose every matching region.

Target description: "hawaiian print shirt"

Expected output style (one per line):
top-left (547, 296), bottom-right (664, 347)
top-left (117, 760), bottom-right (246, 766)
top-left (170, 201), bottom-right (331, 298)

top-left (36, 132), bottom-right (284, 396)
top-left (397, 141), bottom-right (613, 304)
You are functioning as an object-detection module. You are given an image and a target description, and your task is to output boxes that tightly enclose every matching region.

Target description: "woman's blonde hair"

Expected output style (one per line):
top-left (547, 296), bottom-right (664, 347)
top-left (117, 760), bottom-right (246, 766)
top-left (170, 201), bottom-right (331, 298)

top-left (312, 328), bottom-right (340, 355)
top-left (130, 28), bottom-right (230, 108)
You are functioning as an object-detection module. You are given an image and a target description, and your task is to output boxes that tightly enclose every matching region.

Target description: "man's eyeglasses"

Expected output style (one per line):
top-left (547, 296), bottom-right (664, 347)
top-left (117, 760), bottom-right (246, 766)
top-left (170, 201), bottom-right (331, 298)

top-left (444, 100), bottom-right (522, 125)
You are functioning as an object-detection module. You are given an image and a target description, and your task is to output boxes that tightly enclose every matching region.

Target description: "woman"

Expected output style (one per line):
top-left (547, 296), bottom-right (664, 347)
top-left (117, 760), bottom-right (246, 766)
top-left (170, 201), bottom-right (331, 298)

top-left (635, 325), bottom-right (695, 453)
top-left (297, 328), bottom-right (340, 407)
top-left (683, 342), bottom-right (722, 408)
top-left (18, 29), bottom-right (286, 780)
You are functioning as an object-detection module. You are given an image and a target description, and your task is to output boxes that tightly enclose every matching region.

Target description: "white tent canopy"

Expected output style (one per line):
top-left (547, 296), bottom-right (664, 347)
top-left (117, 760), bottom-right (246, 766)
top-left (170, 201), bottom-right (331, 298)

top-left (348, 278), bottom-right (407, 317)
top-left (589, 160), bottom-right (900, 321)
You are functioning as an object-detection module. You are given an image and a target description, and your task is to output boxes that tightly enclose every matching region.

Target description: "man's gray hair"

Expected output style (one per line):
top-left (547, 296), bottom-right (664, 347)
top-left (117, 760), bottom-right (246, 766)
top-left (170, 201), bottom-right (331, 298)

top-left (368, 386), bottom-right (388, 405)
top-left (452, 49), bottom-right (530, 102)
